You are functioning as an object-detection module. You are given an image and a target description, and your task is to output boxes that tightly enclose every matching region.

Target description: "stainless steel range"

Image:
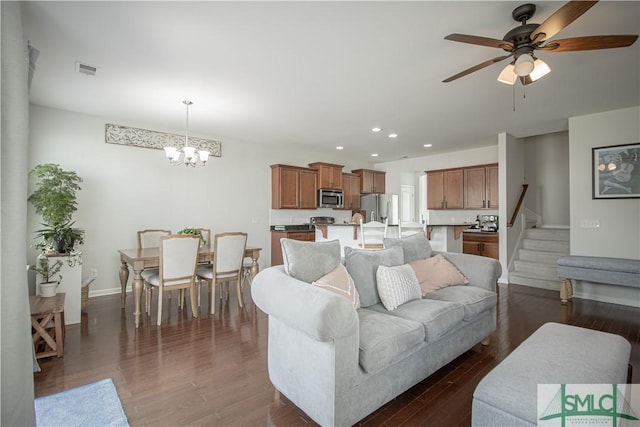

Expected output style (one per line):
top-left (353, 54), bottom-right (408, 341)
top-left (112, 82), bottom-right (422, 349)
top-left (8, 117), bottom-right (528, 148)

top-left (310, 216), bottom-right (335, 225)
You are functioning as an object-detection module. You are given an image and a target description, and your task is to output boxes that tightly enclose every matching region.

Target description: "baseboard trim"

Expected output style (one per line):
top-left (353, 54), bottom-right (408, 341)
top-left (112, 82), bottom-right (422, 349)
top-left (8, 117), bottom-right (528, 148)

top-left (89, 286), bottom-right (130, 298)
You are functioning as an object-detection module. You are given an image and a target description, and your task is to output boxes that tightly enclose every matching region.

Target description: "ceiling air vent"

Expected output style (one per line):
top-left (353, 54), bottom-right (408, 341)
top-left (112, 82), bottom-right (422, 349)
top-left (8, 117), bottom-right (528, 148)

top-left (75, 61), bottom-right (97, 76)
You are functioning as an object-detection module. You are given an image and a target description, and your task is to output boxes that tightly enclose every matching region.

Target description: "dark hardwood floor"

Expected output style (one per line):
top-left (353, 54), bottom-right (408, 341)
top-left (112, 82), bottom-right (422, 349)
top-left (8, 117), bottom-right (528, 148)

top-left (34, 283), bottom-right (640, 426)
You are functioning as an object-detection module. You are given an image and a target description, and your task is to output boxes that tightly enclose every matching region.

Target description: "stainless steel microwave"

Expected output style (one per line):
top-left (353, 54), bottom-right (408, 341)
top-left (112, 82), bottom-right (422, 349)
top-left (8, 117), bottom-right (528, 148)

top-left (318, 190), bottom-right (344, 208)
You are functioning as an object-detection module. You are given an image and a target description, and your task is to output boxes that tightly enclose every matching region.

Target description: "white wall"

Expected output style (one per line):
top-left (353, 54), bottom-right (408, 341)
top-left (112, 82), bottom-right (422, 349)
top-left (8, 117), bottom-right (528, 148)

top-left (27, 105), bottom-right (368, 295)
top-left (567, 106), bottom-right (639, 307)
top-left (524, 131), bottom-right (570, 226)
top-left (499, 132), bottom-right (524, 283)
top-left (568, 106), bottom-right (640, 258)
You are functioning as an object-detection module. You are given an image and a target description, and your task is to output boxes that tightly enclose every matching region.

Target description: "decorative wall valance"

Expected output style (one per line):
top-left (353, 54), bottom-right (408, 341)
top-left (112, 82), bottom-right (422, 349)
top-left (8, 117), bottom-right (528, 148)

top-left (104, 123), bottom-right (222, 157)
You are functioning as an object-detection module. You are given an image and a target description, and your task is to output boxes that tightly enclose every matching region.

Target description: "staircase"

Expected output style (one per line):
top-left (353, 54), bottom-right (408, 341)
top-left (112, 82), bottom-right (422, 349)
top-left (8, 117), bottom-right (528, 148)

top-left (509, 228), bottom-right (570, 291)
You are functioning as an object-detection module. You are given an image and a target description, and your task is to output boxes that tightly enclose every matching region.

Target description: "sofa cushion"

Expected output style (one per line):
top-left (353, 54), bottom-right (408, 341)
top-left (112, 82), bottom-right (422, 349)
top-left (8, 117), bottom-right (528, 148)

top-left (281, 238), bottom-right (341, 283)
top-left (424, 285), bottom-right (496, 321)
top-left (376, 264), bottom-right (421, 311)
top-left (357, 308), bottom-right (425, 374)
top-left (312, 264), bottom-right (361, 309)
top-left (409, 255), bottom-right (469, 295)
top-left (383, 232), bottom-right (432, 263)
top-left (368, 299), bottom-right (465, 342)
top-left (344, 246), bottom-right (404, 307)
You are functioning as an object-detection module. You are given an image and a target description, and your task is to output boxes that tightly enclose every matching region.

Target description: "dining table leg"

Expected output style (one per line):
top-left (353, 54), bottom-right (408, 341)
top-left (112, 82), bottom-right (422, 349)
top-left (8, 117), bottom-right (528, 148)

top-left (133, 268), bottom-right (144, 328)
top-left (119, 260), bottom-right (130, 308)
top-left (250, 251), bottom-right (260, 279)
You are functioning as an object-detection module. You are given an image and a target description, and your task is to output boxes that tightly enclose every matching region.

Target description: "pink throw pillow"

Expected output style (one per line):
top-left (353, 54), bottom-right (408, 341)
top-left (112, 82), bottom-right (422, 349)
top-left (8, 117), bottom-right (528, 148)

top-left (312, 264), bottom-right (361, 309)
top-left (409, 255), bottom-right (469, 296)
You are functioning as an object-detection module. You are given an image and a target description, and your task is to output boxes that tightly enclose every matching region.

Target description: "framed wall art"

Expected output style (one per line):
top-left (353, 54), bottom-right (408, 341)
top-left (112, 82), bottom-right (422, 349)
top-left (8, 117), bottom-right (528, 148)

top-left (592, 142), bottom-right (640, 199)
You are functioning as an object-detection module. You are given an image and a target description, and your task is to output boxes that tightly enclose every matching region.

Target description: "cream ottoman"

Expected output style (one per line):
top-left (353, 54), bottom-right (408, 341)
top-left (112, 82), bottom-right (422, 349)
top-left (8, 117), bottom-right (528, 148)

top-left (472, 322), bottom-right (631, 426)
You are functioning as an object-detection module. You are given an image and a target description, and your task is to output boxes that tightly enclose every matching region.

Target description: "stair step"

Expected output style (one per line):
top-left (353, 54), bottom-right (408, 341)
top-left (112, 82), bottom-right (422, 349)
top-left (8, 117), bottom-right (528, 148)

top-left (522, 239), bottom-right (569, 253)
top-left (512, 260), bottom-right (558, 281)
top-left (509, 272), bottom-right (561, 292)
top-left (525, 228), bottom-right (569, 241)
top-left (517, 249), bottom-right (567, 264)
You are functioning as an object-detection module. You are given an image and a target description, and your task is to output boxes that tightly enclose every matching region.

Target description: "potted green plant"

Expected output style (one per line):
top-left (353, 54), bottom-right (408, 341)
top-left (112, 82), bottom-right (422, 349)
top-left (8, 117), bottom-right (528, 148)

top-left (31, 253), bottom-right (64, 297)
top-left (178, 227), bottom-right (206, 246)
top-left (28, 163), bottom-right (84, 253)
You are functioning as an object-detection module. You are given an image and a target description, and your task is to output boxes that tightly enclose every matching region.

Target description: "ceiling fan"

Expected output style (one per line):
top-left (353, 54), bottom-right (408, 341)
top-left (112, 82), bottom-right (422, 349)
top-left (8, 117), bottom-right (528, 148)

top-left (442, 1), bottom-right (638, 85)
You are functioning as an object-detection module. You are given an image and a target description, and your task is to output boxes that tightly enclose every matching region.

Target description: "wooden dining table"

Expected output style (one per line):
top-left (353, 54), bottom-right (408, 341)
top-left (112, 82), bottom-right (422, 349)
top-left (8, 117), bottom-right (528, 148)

top-left (118, 245), bottom-right (262, 327)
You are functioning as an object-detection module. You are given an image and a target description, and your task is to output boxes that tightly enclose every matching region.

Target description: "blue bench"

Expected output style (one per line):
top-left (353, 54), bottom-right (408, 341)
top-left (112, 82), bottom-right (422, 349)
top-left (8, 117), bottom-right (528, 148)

top-left (557, 255), bottom-right (640, 304)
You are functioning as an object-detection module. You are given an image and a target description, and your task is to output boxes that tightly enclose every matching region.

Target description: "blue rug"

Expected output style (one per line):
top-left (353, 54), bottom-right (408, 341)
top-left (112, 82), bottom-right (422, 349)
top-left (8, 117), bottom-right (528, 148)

top-left (35, 378), bottom-right (129, 427)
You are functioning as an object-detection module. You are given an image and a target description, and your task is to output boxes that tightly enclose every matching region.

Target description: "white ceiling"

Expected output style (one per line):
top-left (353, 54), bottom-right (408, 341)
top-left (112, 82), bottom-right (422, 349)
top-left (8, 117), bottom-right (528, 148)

top-left (21, 1), bottom-right (640, 163)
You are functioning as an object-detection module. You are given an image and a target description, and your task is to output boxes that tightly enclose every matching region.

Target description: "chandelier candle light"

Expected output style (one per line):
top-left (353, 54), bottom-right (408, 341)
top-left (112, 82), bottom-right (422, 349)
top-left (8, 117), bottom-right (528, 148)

top-left (164, 100), bottom-right (210, 167)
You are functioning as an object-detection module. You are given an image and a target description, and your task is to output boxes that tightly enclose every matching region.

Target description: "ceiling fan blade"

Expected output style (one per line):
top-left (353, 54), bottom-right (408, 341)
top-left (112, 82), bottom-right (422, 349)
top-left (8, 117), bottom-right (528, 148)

top-left (444, 33), bottom-right (514, 51)
top-left (541, 35), bottom-right (639, 52)
top-left (530, 1), bottom-right (598, 43)
top-left (442, 55), bottom-right (512, 83)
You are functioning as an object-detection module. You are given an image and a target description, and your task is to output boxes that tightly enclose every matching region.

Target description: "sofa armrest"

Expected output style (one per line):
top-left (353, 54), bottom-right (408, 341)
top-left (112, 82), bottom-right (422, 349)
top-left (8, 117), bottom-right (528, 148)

top-left (433, 251), bottom-right (501, 292)
top-left (251, 265), bottom-right (358, 342)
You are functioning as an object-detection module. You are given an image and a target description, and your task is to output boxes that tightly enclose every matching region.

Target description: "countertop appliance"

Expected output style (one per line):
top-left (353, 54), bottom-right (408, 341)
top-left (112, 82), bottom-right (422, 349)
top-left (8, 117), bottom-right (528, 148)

top-left (310, 216), bottom-right (335, 225)
top-left (317, 190), bottom-right (343, 209)
top-left (360, 194), bottom-right (399, 225)
top-left (479, 215), bottom-right (498, 232)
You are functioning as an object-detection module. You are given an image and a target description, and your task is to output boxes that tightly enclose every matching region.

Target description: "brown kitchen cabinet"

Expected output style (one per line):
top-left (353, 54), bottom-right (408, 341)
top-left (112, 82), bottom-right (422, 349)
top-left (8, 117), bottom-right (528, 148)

top-left (464, 163), bottom-right (499, 209)
top-left (426, 168), bottom-right (464, 209)
top-left (463, 231), bottom-right (499, 260)
top-left (271, 164), bottom-right (317, 209)
top-left (351, 169), bottom-right (385, 194)
top-left (270, 231), bottom-right (315, 265)
top-left (308, 162), bottom-right (343, 190)
top-left (341, 173), bottom-right (361, 211)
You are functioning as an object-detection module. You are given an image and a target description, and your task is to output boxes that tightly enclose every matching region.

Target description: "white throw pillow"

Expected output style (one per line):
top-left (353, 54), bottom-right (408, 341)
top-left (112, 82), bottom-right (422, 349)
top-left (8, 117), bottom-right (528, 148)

top-left (312, 264), bottom-right (360, 309)
top-left (376, 264), bottom-right (421, 311)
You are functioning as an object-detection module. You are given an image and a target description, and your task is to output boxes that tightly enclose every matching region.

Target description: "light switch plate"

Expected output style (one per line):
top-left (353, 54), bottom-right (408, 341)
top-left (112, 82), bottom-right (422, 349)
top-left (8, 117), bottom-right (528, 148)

top-left (580, 219), bottom-right (600, 228)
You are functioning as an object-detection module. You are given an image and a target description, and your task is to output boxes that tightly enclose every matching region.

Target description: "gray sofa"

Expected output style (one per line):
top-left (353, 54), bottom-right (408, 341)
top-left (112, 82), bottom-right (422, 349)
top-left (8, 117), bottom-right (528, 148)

top-left (252, 234), bottom-right (502, 426)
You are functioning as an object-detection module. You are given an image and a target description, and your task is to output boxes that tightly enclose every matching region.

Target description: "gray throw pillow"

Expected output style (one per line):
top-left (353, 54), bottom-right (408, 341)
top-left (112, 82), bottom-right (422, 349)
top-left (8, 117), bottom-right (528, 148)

top-left (383, 232), bottom-right (432, 263)
top-left (344, 246), bottom-right (404, 307)
top-left (281, 238), bottom-right (341, 283)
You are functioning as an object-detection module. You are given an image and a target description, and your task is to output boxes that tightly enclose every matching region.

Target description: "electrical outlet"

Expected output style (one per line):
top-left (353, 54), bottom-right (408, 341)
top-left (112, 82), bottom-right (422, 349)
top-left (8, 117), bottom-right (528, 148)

top-left (90, 268), bottom-right (98, 278)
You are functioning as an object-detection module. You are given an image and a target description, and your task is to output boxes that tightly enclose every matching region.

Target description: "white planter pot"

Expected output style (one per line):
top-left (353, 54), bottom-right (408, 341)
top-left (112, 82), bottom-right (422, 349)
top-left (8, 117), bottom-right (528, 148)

top-left (39, 281), bottom-right (59, 297)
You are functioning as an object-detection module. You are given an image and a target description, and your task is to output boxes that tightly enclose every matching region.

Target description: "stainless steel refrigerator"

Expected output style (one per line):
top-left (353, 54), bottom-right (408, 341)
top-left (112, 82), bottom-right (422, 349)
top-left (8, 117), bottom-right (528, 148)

top-left (360, 194), bottom-right (399, 225)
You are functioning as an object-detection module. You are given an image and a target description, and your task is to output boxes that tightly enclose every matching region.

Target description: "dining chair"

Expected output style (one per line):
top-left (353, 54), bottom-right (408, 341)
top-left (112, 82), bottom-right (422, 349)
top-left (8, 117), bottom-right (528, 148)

top-left (195, 228), bottom-right (211, 247)
top-left (359, 218), bottom-right (388, 249)
top-left (137, 229), bottom-right (171, 310)
top-left (141, 234), bottom-right (200, 326)
top-left (197, 232), bottom-right (247, 315)
top-left (398, 221), bottom-right (426, 238)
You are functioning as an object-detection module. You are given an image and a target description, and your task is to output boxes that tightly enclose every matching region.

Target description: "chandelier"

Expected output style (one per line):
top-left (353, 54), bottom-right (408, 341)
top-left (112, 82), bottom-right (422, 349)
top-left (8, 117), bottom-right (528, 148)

top-left (164, 100), bottom-right (210, 167)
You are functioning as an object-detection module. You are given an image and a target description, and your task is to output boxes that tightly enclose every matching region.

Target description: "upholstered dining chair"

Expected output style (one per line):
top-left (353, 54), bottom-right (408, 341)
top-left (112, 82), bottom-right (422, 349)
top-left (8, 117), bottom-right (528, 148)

top-left (197, 232), bottom-right (247, 315)
top-left (137, 229), bottom-right (171, 310)
top-left (398, 221), bottom-right (426, 238)
top-left (141, 234), bottom-right (200, 326)
top-left (359, 218), bottom-right (388, 249)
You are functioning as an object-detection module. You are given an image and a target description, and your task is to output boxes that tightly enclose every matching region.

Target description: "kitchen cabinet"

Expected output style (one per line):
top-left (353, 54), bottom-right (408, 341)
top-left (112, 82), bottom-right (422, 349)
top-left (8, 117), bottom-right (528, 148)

top-left (308, 162), bottom-right (343, 190)
top-left (270, 231), bottom-right (315, 265)
top-left (271, 164), bottom-right (317, 209)
top-left (426, 168), bottom-right (463, 209)
top-left (351, 169), bottom-right (385, 194)
top-left (463, 231), bottom-right (499, 260)
top-left (464, 163), bottom-right (499, 209)
top-left (341, 173), bottom-right (361, 211)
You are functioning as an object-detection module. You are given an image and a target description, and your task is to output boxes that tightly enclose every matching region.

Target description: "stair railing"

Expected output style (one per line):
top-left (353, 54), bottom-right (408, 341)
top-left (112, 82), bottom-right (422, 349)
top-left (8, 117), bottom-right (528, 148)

top-left (507, 184), bottom-right (528, 228)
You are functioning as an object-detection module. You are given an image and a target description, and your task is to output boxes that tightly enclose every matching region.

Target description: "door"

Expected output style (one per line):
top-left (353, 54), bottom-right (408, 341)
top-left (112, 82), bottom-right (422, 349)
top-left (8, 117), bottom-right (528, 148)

top-left (401, 185), bottom-right (415, 222)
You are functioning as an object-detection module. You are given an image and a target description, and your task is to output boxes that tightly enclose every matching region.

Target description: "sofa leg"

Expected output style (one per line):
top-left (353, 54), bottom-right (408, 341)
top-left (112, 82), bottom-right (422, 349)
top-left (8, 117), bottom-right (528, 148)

top-left (481, 336), bottom-right (490, 346)
top-left (560, 279), bottom-right (572, 305)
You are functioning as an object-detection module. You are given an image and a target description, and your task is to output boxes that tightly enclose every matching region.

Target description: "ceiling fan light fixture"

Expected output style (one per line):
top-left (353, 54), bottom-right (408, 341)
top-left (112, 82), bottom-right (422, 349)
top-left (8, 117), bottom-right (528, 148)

top-left (514, 54), bottom-right (535, 77)
top-left (497, 63), bottom-right (517, 85)
top-left (529, 58), bottom-right (551, 81)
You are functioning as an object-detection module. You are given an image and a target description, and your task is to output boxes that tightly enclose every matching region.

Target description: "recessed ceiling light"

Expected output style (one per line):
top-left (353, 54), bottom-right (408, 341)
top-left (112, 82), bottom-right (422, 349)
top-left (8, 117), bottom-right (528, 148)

top-left (371, 153), bottom-right (378, 157)
top-left (424, 144), bottom-right (433, 148)
top-left (388, 133), bottom-right (398, 138)
top-left (371, 127), bottom-right (382, 132)
top-left (336, 146), bottom-right (344, 150)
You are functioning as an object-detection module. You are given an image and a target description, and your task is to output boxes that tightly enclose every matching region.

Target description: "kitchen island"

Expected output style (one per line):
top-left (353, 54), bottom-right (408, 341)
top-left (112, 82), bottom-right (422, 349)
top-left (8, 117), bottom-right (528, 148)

top-left (314, 223), bottom-right (399, 255)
